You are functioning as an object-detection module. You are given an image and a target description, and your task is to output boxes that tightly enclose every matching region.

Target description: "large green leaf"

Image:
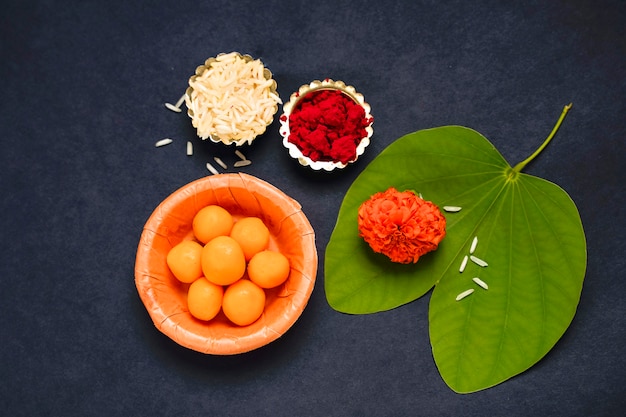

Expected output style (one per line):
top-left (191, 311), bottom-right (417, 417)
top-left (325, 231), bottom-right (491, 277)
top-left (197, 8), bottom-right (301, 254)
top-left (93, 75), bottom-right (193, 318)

top-left (325, 111), bottom-right (586, 392)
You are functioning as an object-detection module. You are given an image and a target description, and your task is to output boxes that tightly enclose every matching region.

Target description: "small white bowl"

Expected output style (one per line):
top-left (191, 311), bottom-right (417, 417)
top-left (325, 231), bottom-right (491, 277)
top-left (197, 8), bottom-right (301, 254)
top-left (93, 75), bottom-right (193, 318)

top-left (279, 79), bottom-right (373, 171)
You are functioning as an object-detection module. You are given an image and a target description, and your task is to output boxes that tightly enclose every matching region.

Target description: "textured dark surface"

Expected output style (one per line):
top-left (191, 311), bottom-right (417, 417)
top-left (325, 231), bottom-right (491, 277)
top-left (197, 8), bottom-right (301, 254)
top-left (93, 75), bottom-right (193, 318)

top-left (1, 0), bottom-right (625, 415)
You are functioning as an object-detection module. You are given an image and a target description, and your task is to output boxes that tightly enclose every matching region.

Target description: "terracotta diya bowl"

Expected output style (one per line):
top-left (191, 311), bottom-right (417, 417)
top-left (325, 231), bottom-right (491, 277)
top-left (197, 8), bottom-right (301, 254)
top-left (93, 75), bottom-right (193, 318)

top-left (135, 173), bottom-right (317, 354)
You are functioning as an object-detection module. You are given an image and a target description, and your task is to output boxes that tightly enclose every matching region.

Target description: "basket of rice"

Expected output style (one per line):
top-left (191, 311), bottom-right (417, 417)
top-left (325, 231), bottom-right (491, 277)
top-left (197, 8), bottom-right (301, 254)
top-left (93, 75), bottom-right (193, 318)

top-left (185, 52), bottom-right (282, 146)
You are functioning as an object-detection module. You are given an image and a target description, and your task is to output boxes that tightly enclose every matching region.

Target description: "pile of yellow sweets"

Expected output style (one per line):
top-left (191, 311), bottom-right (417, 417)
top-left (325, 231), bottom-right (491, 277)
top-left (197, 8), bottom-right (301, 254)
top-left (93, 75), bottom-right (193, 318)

top-left (166, 205), bottom-right (290, 326)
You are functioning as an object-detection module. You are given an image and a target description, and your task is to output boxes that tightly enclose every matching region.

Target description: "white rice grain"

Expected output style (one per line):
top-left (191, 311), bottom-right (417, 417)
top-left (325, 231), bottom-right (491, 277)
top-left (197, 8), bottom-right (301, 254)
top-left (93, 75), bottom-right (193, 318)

top-left (155, 138), bottom-right (173, 147)
top-left (174, 94), bottom-right (186, 108)
top-left (186, 141), bottom-right (193, 156)
top-left (206, 162), bottom-right (219, 175)
top-left (165, 102), bottom-right (182, 113)
top-left (470, 255), bottom-right (488, 267)
top-left (469, 236), bottom-right (478, 254)
top-left (459, 255), bottom-right (469, 273)
top-left (456, 289), bottom-right (474, 301)
top-left (443, 206), bottom-right (462, 212)
top-left (214, 157), bottom-right (227, 169)
top-left (234, 159), bottom-right (252, 168)
top-left (235, 150), bottom-right (247, 160)
top-left (472, 277), bottom-right (489, 290)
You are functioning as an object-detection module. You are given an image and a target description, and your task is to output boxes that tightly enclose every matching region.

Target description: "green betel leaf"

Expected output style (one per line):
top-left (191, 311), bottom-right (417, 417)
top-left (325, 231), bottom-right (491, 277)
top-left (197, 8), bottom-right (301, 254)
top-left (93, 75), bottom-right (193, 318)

top-left (324, 105), bottom-right (587, 392)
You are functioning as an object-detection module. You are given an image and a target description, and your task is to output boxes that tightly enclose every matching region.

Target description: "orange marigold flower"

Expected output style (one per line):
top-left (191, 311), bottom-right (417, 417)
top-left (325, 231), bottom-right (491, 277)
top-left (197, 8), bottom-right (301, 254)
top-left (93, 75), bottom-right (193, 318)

top-left (357, 187), bottom-right (446, 264)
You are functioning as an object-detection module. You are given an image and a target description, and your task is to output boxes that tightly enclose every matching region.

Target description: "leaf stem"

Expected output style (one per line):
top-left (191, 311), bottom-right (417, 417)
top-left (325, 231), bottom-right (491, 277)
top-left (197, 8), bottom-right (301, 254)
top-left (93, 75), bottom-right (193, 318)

top-left (512, 103), bottom-right (573, 173)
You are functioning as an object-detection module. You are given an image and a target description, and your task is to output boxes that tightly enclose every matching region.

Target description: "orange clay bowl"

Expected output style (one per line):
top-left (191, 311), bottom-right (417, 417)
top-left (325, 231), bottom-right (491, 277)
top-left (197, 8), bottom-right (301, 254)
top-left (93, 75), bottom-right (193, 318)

top-left (135, 173), bottom-right (317, 355)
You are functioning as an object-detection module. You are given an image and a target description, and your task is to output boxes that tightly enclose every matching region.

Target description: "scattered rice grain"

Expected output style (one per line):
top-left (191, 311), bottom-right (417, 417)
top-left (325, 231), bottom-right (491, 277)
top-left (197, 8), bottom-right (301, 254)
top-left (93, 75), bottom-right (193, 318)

top-left (470, 236), bottom-right (478, 254)
top-left (165, 103), bottom-right (182, 113)
top-left (174, 94), bottom-right (186, 108)
top-left (186, 141), bottom-right (193, 156)
top-left (155, 138), bottom-right (173, 147)
top-left (234, 159), bottom-right (252, 168)
top-left (206, 162), bottom-right (219, 175)
top-left (459, 255), bottom-right (468, 273)
top-left (443, 206), bottom-right (462, 212)
top-left (214, 157), bottom-right (227, 169)
top-left (470, 255), bottom-right (488, 267)
top-left (235, 150), bottom-right (246, 160)
top-left (472, 277), bottom-right (489, 290)
top-left (455, 289), bottom-right (474, 301)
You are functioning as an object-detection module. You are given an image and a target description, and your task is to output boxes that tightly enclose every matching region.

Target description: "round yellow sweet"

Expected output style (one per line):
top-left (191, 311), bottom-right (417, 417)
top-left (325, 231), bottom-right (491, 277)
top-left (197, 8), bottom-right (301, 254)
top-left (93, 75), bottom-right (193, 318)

top-left (187, 277), bottom-right (223, 321)
top-left (247, 250), bottom-right (290, 289)
top-left (201, 235), bottom-right (246, 286)
top-left (222, 279), bottom-right (266, 326)
top-left (229, 216), bottom-right (270, 261)
top-left (166, 240), bottom-right (204, 283)
top-left (192, 205), bottom-right (233, 244)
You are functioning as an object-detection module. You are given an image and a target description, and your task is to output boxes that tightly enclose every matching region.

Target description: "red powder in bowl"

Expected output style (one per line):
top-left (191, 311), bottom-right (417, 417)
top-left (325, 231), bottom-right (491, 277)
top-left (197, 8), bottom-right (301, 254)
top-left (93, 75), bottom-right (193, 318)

top-left (285, 89), bottom-right (373, 164)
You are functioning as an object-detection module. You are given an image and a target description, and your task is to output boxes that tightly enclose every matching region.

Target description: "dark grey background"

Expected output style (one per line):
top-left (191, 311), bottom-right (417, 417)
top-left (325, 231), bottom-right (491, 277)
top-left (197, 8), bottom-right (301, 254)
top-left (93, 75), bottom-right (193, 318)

top-left (2, 0), bottom-right (624, 415)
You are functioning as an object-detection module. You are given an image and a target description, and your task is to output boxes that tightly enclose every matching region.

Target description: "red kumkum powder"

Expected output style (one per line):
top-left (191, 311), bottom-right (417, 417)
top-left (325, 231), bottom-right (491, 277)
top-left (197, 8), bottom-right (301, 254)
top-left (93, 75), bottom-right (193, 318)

top-left (284, 89), bottom-right (373, 164)
top-left (357, 187), bottom-right (446, 264)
